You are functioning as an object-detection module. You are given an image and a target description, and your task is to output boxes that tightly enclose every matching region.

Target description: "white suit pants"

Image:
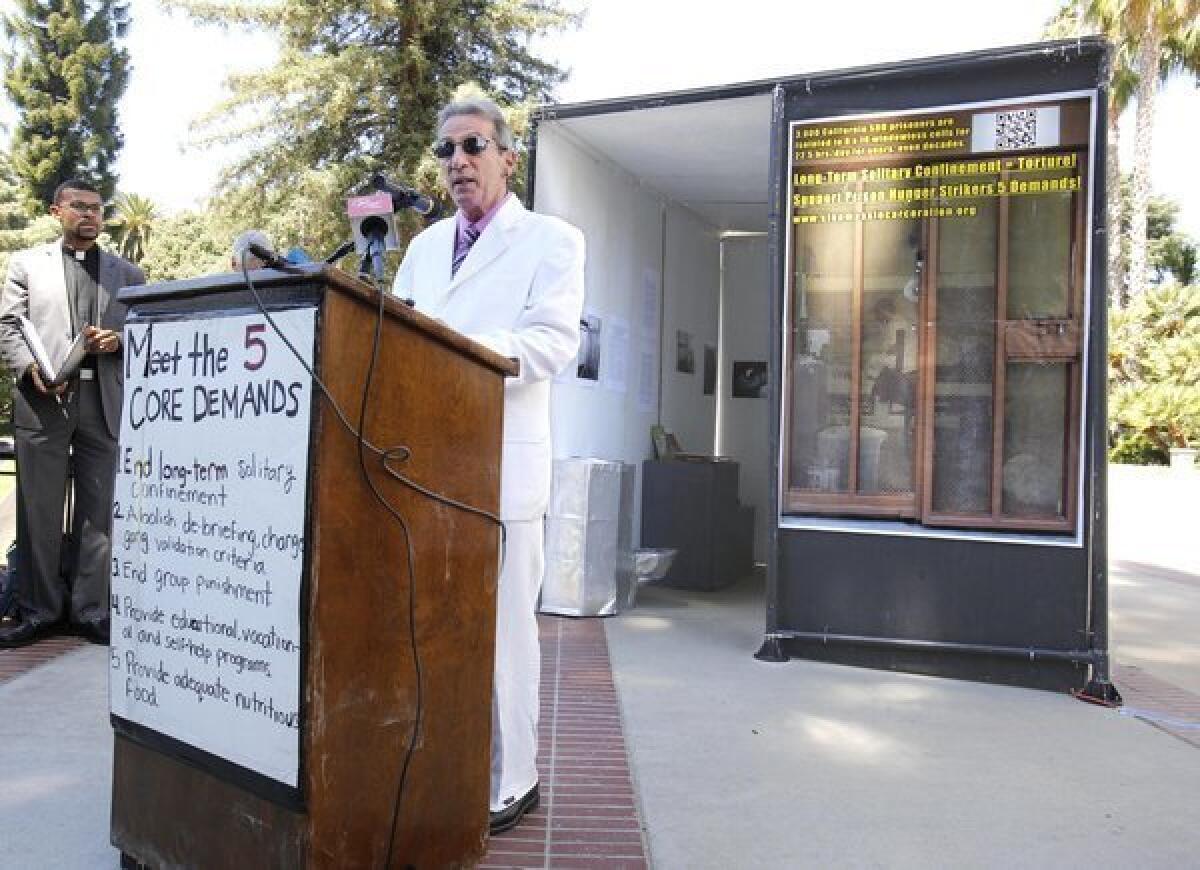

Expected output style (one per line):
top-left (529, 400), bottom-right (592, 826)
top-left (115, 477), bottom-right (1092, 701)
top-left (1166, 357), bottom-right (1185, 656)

top-left (490, 518), bottom-right (543, 812)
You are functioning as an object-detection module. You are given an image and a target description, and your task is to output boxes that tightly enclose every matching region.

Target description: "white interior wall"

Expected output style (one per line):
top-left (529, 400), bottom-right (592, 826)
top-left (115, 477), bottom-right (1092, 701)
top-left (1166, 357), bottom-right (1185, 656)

top-left (534, 122), bottom-right (661, 465)
top-left (659, 208), bottom-right (720, 454)
top-left (533, 121), bottom-right (722, 542)
top-left (718, 235), bottom-right (771, 562)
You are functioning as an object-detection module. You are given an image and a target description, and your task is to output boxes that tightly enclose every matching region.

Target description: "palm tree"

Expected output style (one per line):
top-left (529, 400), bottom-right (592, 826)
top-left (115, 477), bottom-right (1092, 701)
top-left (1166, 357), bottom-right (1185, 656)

top-left (107, 192), bottom-right (159, 264)
top-left (1046, 0), bottom-right (1200, 306)
top-left (1127, 1), bottom-right (1200, 301)
top-left (1046, 1), bottom-right (1138, 306)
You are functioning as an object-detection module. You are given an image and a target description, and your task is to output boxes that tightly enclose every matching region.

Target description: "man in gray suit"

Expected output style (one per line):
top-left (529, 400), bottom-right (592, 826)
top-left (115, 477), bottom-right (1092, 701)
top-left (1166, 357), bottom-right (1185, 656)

top-left (0, 178), bottom-right (145, 647)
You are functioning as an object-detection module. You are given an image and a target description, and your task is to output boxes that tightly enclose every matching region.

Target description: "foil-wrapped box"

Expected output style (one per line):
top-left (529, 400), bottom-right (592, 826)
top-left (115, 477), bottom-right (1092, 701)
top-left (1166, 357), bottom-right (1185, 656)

top-left (540, 458), bottom-right (634, 616)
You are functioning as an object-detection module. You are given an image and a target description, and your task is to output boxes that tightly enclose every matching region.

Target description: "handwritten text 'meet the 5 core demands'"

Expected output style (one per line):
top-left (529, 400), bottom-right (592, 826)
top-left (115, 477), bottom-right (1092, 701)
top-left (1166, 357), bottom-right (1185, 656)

top-left (124, 325), bottom-right (306, 428)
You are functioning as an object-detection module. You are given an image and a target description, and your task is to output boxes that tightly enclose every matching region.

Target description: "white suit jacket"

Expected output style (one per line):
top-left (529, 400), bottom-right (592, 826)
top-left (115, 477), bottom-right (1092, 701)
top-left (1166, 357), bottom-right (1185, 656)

top-left (392, 196), bottom-right (585, 521)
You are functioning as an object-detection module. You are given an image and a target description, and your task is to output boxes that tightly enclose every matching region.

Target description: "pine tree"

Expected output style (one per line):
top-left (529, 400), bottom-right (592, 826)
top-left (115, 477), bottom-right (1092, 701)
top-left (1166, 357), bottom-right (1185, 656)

top-left (0, 148), bottom-right (60, 276)
top-left (167, 0), bottom-right (578, 259)
top-left (2, 0), bottom-right (132, 207)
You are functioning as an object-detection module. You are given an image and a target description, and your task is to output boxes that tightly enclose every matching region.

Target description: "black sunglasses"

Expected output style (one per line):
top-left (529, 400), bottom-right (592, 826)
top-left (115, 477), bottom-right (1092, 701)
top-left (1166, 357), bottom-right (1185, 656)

top-left (432, 133), bottom-right (505, 159)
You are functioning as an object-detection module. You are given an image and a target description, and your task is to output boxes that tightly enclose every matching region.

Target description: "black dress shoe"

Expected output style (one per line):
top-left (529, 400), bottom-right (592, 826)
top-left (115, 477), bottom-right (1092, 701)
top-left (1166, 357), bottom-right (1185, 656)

top-left (489, 783), bottom-right (539, 835)
top-left (0, 619), bottom-right (54, 649)
top-left (73, 618), bottom-right (110, 645)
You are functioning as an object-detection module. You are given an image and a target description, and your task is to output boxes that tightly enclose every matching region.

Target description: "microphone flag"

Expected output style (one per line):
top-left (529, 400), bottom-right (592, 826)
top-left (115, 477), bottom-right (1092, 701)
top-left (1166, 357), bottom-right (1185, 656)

top-left (347, 191), bottom-right (399, 257)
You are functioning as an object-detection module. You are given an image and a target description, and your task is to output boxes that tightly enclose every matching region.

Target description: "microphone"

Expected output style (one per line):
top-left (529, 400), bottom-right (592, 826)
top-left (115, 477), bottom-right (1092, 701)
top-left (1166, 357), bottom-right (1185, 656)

top-left (247, 242), bottom-right (286, 269)
top-left (347, 191), bottom-right (397, 281)
top-left (324, 240), bottom-right (356, 264)
top-left (371, 173), bottom-right (439, 219)
top-left (347, 192), bottom-right (398, 253)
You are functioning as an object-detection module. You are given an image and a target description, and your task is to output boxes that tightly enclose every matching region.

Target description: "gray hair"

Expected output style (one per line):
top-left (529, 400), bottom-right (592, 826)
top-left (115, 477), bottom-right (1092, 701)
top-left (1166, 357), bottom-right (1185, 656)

top-left (437, 97), bottom-right (515, 150)
top-left (231, 229), bottom-right (273, 264)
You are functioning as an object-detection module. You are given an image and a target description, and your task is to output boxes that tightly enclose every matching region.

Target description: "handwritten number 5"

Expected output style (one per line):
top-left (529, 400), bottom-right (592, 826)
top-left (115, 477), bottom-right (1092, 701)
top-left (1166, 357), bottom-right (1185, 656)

top-left (244, 324), bottom-right (267, 371)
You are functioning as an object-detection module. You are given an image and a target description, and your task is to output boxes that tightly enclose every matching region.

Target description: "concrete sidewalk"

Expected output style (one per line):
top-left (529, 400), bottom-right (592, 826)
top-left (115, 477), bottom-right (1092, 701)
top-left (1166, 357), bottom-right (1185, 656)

top-left (1107, 465), bottom-right (1200, 697)
top-left (0, 643), bottom-right (111, 869)
top-left (1, 466), bottom-right (1198, 869)
top-left (609, 574), bottom-right (1199, 868)
top-left (606, 465), bottom-right (1200, 868)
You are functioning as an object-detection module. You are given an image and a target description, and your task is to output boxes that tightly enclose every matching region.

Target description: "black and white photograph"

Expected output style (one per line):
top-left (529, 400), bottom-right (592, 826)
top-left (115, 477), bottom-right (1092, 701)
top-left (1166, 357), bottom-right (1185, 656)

top-left (577, 312), bottom-right (602, 381)
top-left (676, 329), bottom-right (695, 374)
top-left (703, 344), bottom-right (717, 395)
top-left (732, 360), bottom-right (768, 399)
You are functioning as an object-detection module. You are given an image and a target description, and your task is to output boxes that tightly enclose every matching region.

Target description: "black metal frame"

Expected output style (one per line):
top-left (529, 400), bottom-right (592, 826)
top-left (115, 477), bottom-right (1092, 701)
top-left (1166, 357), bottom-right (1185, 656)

top-left (764, 39), bottom-right (1112, 693)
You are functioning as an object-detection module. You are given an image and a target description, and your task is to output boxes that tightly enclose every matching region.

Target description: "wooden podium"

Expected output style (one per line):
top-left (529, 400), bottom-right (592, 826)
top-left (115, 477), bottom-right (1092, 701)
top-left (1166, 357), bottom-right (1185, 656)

top-left (108, 265), bottom-right (516, 868)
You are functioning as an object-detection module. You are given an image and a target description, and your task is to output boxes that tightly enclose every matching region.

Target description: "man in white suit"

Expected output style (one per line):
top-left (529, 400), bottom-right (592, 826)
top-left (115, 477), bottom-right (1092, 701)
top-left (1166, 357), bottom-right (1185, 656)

top-left (392, 96), bottom-right (585, 834)
top-left (0, 179), bottom-right (145, 648)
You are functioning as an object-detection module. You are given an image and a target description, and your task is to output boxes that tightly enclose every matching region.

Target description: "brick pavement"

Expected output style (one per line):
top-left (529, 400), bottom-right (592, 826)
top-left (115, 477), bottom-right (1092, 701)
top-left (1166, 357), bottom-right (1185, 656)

top-left (1113, 663), bottom-right (1200, 750)
top-left (0, 628), bottom-right (86, 685)
top-left (0, 614), bottom-right (649, 869)
top-left (480, 614), bottom-right (649, 869)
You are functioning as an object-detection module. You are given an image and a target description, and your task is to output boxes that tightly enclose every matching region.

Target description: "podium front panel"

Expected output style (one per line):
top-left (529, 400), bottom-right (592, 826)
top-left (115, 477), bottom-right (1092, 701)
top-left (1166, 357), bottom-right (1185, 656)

top-left (111, 303), bottom-right (318, 804)
top-left (111, 269), bottom-right (508, 868)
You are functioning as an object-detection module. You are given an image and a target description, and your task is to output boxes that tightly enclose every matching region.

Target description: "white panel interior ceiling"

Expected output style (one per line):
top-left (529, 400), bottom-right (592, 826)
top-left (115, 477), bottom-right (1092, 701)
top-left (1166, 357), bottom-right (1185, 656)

top-left (549, 93), bottom-right (773, 233)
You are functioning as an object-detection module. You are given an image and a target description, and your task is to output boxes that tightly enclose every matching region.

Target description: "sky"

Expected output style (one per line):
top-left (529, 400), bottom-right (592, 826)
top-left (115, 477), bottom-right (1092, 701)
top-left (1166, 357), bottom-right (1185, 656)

top-left (3, 0), bottom-right (1198, 237)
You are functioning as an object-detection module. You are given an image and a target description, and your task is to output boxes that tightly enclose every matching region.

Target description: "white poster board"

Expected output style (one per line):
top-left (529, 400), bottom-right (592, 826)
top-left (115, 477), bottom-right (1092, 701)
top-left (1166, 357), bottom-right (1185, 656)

top-left (109, 307), bottom-right (316, 788)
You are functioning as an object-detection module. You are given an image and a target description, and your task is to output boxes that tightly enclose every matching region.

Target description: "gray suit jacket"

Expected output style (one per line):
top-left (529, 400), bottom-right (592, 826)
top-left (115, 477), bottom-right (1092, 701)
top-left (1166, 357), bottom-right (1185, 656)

top-left (0, 240), bottom-right (146, 438)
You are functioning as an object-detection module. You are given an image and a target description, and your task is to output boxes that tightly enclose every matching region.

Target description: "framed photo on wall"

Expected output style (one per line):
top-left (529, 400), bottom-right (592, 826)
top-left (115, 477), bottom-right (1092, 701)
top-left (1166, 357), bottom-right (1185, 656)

top-left (577, 312), bottom-right (602, 381)
top-left (676, 330), bottom-right (695, 374)
top-left (732, 360), bottom-right (767, 398)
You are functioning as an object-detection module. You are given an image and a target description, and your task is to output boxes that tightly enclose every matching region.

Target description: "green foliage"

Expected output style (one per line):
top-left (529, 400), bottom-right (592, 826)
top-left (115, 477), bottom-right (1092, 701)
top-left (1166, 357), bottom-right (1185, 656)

top-left (0, 150), bottom-right (60, 278)
top-left (212, 166), bottom-right (366, 270)
top-left (1152, 233), bottom-right (1197, 286)
top-left (1046, 1), bottom-right (1200, 304)
top-left (2, 0), bottom-right (132, 206)
top-left (1045, 1), bottom-right (1200, 98)
top-left (1142, 193), bottom-right (1197, 286)
top-left (1109, 282), bottom-right (1200, 456)
top-left (0, 214), bottom-right (58, 280)
top-left (1043, 1), bottom-right (1139, 112)
top-left (1108, 430), bottom-right (1169, 465)
top-left (0, 148), bottom-right (33, 233)
top-left (106, 191), bottom-right (159, 263)
top-left (1116, 179), bottom-right (1198, 287)
top-left (165, 0), bottom-right (578, 263)
top-left (138, 208), bottom-right (232, 282)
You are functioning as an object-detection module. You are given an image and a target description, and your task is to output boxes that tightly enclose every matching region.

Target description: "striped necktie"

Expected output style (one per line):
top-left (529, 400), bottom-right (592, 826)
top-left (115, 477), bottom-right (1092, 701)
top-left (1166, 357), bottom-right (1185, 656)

top-left (452, 225), bottom-right (480, 276)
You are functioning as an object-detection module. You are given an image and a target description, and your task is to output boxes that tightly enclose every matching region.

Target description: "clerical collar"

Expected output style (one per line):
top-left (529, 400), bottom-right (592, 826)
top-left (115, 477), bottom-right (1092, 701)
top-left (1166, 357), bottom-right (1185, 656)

top-left (61, 242), bottom-right (94, 261)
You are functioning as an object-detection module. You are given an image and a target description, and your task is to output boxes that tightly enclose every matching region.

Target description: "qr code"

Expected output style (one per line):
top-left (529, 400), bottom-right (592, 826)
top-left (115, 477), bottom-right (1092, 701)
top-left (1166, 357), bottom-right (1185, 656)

top-left (995, 109), bottom-right (1037, 150)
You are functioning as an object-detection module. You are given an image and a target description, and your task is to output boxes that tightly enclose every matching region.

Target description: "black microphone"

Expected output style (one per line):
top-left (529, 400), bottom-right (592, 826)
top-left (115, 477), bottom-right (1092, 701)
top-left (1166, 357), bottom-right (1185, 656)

top-left (358, 215), bottom-right (391, 281)
top-left (324, 240), bottom-right (356, 264)
top-left (247, 242), bottom-right (286, 269)
top-left (359, 215), bottom-right (391, 249)
top-left (371, 173), bottom-right (439, 218)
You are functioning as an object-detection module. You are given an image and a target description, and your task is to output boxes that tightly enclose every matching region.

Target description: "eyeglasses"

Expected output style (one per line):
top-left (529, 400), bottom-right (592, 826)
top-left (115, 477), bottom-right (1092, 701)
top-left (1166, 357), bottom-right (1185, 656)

top-left (431, 134), bottom-right (506, 160)
top-left (64, 201), bottom-right (103, 215)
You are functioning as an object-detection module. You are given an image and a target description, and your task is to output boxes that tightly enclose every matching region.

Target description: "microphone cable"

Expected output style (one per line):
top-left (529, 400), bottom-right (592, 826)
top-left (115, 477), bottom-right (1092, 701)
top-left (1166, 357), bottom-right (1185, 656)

top-left (355, 270), bottom-right (421, 870)
top-left (238, 254), bottom-right (507, 866)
